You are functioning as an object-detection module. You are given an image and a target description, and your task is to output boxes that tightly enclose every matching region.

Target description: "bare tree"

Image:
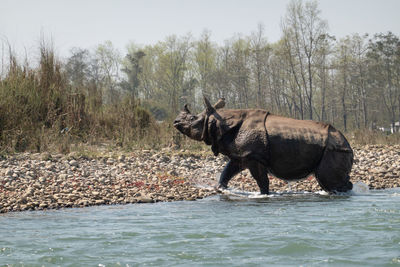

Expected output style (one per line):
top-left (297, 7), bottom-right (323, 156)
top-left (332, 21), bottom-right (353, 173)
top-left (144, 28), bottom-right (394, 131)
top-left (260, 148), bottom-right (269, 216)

top-left (368, 32), bottom-right (400, 131)
top-left (281, 0), bottom-right (328, 119)
top-left (94, 41), bottom-right (122, 104)
top-left (250, 23), bottom-right (271, 108)
top-left (195, 30), bottom-right (216, 99)
top-left (155, 34), bottom-right (193, 115)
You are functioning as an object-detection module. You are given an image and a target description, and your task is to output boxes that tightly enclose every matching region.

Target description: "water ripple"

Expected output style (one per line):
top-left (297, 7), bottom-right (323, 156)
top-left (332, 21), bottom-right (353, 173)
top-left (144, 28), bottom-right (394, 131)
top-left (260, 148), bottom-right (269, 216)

top-left (0, 189), bottom-right (399, 266)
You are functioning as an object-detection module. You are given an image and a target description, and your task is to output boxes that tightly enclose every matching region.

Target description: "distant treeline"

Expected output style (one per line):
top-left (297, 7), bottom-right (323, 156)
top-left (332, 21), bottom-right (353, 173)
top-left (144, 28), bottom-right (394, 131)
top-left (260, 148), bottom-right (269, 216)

top-left (1, 0), bottom-right (399, 152)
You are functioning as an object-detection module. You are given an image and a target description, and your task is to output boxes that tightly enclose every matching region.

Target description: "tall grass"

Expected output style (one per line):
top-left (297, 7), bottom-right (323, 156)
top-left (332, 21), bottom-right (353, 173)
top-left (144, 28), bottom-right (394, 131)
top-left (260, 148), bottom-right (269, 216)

top-left (350, 129), bottom-right (400, 146)
top-left (0, 43), bottom-right (166, 154)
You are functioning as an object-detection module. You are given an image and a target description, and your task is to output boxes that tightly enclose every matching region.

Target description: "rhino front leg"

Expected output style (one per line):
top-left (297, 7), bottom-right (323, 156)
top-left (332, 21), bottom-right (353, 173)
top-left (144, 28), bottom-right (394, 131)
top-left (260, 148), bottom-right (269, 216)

top-left (217, 160), bottom-right (243, 190)
top-left (248, 162), bottom-right (269, 194)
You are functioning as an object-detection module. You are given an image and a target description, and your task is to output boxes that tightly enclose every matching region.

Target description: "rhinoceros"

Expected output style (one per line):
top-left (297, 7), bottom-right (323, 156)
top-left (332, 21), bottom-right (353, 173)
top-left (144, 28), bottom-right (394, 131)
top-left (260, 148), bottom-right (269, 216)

top-left (173, 96), bottom-right (353, 194)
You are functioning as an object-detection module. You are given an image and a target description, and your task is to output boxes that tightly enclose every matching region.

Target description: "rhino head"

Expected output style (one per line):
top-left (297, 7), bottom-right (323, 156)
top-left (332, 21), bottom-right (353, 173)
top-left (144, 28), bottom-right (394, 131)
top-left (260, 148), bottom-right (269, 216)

top-left (173, 96), bottom-right (225, 141)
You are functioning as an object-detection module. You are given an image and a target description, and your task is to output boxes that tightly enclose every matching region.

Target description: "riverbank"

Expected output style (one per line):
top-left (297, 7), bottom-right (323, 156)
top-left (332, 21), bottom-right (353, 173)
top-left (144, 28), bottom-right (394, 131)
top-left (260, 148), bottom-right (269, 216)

top-left (1, 144), bottom-right (399, 213)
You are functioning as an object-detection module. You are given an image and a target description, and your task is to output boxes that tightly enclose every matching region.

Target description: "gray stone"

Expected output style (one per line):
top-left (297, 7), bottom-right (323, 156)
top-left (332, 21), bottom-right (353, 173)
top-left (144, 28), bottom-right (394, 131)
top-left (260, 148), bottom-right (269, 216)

top-left (69, 160), bottom-right (79, 167)
top-left (118, 163), bottom-right (127, 169)
top-left (118, 155), bottom-right (126, 162)
top-left (137, 196), bottom-right (154, 203)
top-left (168, 170), bottom-right (178, 176)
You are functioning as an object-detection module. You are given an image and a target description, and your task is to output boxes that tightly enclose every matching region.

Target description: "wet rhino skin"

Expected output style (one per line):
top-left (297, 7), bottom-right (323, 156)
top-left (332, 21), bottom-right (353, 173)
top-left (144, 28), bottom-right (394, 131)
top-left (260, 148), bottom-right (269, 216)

top-left (203, 109), bottom-right (353, 194)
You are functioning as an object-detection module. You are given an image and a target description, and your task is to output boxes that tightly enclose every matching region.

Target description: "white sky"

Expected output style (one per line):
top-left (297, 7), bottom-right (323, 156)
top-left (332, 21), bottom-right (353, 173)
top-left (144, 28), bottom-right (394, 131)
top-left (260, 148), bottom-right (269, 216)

top-left (1, 0), bottom-right (400, 58)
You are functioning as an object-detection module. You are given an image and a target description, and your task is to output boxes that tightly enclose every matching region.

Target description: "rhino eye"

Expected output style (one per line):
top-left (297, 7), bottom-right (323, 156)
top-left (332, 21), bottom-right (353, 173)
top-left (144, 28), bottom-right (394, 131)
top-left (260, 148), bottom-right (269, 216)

top-left (190, 116), bottom-right (195, 121)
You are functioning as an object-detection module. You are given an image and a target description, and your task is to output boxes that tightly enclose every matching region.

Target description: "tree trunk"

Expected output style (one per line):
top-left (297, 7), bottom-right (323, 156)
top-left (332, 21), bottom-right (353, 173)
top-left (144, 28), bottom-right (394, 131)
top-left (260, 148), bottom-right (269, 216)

top-left (320, 65), bottom-right (327, 121)
top-left (307, 56), bottom-right (313, 120)
top-left (342, 95), bottom-right (347, 132)
top-left (398, 95), bottom-right (400, 132)
top-left (342, 69), bottom-right (348, 132)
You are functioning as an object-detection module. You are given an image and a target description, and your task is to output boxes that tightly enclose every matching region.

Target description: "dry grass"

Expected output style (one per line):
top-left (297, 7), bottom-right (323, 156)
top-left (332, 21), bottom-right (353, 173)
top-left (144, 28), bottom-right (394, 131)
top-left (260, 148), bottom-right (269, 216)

top-left (0, 43), bottom-right (166, 154)
top-left (349, 129), bottom-right (400, 146)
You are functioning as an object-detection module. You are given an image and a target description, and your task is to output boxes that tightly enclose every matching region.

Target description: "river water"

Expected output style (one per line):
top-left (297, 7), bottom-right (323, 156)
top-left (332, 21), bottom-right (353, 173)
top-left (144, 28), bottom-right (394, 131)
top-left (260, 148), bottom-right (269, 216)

top-left (1, 186), bottom-right (400, 266)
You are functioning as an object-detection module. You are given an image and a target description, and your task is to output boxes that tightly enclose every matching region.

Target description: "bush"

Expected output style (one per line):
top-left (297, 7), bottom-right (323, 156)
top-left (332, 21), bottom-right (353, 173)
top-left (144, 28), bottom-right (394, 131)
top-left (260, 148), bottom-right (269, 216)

top-left (0, 44), bottom-right (167, 153)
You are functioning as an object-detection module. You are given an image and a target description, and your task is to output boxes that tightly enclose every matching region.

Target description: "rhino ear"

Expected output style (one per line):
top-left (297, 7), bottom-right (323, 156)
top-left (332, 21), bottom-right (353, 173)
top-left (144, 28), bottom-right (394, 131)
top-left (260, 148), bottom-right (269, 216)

top-left (213, 98), bottom-right (225, 110)
top-left (203, 95), bottom-right (215, 115)
top-left (184, 104), bottom-right (191, 113)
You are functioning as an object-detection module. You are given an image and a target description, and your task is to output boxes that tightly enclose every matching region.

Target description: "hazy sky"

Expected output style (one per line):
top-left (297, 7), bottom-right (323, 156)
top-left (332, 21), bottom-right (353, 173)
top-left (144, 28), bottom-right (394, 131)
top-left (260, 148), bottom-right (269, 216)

top-left (1, 0), bottom-right (400, 58)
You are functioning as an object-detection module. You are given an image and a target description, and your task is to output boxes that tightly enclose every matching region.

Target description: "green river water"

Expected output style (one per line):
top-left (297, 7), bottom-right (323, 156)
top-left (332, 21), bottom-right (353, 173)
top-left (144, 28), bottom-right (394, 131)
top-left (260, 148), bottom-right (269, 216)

top-left (1, 186), bottom-right (400, 266)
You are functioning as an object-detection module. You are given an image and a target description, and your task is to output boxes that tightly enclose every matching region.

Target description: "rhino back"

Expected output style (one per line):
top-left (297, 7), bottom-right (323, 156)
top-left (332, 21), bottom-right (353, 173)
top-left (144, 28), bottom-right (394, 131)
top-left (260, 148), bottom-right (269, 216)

top-left (265, 115), bottom-right (329, 180)
top-left (215, 109), bottom-right (269, 163)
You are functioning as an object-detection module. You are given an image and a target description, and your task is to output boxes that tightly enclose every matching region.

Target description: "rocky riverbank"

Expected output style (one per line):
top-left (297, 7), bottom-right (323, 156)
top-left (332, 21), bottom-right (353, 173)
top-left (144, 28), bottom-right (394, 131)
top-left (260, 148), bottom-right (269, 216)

top-left (1, 144), bottom-right (399, 213)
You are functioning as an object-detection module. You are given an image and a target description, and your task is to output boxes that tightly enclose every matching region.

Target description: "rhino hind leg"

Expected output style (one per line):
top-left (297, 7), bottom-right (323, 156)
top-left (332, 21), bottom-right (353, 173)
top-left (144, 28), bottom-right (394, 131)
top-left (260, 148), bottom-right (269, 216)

top-left (314, 149), bottom-right (353, 193)
top-left (248, 162), bottom-right (269, 194)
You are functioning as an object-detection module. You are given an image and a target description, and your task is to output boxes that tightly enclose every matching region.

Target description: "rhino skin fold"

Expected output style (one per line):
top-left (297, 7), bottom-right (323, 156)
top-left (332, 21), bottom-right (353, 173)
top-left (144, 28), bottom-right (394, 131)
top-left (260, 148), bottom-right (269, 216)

top-left (173, 96), bottom-right (353, 194)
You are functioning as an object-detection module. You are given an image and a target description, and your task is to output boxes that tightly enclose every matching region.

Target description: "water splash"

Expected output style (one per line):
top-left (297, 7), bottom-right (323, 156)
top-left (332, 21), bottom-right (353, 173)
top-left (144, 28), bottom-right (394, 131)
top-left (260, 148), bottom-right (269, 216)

top-left (219, 181), bottom-right (371, 199)
top-left (220, 188), bottom-right (254, 197)
top-left (248, 193), bottom-right (275, 199)
top-left (315, 190), bottom-right (330, 196)
top-left (287, 182), bottom-right (293, 192)
top-left (351, 181), bottom-right (370, 195)
top-left (220, 188), bottom-right (303, 199)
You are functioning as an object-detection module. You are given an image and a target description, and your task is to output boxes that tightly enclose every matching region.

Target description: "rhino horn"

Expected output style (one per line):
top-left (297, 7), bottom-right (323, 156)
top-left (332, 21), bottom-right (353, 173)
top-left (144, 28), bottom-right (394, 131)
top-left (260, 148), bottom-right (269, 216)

top-left (184, 104), bottom-right (191, 113)
top-left (214, 98), bottom-right (225, 109)
top-left (203, 95), bottom-right (215, 115)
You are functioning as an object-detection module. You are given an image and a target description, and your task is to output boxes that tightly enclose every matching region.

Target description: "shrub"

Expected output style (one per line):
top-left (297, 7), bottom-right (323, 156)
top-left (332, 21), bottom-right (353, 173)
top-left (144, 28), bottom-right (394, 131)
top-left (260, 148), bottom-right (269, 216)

top-left (0, 43), bottom-right (166, 153)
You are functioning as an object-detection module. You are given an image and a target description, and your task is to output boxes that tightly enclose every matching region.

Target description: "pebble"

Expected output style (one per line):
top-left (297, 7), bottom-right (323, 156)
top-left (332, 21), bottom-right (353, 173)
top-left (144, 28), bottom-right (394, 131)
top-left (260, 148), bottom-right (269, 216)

top-left (0, 144), bottom-right (399, 213)
top-left (118, 155), bottom-right (126, 162)
top-left (69, 160), bottom-right (79, 167)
